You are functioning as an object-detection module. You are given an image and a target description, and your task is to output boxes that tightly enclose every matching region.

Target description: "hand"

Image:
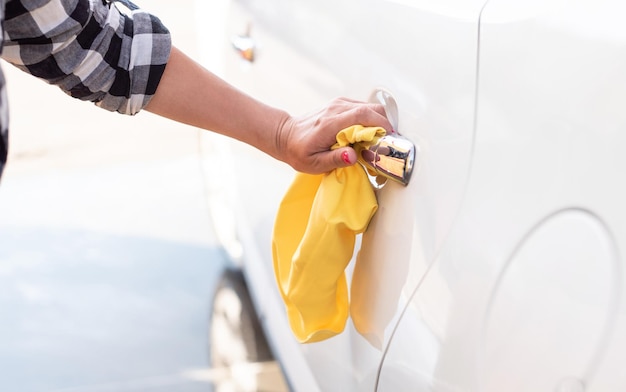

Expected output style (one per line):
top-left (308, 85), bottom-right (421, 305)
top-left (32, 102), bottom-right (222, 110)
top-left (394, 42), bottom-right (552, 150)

top-left (276, 97), bottom-right (392, 174)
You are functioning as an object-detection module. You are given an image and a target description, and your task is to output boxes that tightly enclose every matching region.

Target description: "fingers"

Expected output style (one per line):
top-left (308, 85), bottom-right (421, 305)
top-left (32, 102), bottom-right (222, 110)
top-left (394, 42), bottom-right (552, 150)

top-left (325, 101), bottom-right (392, 134)
top-left (281, 97), bottom-right (392, 174)
top-left (310, 101), bottom-right (391, 172)
top-left (332, 97), bottom-right (389, 120)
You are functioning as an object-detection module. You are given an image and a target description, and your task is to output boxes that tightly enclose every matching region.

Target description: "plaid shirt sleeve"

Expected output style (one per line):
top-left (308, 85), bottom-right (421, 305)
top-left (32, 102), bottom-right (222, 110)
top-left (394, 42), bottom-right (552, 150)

top-left (1, 0), bottom-right (172, 115)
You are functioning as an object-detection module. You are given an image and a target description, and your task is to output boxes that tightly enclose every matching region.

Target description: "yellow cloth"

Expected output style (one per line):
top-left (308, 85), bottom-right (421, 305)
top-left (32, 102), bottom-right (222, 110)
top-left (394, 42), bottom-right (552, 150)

top-left (272, 125), bottom-right (386, 343)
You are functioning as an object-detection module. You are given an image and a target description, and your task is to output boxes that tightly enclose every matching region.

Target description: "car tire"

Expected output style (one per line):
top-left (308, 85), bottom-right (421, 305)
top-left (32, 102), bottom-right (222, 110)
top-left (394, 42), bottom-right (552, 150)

top-left (209, 268), bottom-right (273, 369)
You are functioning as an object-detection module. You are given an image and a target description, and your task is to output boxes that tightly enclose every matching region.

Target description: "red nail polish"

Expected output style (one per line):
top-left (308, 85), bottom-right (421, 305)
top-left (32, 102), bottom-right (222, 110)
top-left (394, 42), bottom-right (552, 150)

top-left (341, 151), bottom-right (351, 164)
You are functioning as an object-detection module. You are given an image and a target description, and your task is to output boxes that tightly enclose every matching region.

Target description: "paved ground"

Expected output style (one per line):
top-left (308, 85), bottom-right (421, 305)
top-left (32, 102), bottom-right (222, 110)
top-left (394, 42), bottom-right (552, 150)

top-left (0, 1), bottom-right (255, 391)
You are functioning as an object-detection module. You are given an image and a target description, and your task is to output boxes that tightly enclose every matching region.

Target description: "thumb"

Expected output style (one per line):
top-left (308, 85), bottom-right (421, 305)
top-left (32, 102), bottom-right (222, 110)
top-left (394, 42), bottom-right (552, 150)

top-left (316, 147), bottom-right (357, 173)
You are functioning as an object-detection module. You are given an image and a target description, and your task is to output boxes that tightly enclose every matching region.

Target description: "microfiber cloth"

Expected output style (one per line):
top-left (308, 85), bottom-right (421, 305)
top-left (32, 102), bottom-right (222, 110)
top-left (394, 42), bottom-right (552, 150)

top-left (272, 125), bottom-right (386, 343)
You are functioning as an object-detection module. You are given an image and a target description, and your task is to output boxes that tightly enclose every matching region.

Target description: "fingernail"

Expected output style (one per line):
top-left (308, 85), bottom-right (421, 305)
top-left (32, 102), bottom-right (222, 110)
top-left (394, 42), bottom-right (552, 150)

top-left (341, 150), bottom-right (352, 164)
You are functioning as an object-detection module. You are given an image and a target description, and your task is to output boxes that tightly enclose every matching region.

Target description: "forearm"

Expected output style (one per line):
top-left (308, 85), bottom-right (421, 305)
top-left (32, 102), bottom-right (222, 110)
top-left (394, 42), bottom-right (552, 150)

top-left (145, 46), bottom-right (289, 161)
top-left (146, 46), bottom-right (391, 174)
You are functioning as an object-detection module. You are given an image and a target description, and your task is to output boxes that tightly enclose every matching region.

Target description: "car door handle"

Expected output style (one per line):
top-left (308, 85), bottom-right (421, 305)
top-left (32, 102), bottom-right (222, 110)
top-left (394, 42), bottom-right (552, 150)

top-left (231, 23), bottom-right (255, 62)
top-left (362, 89), bottom-right (416, 187)
top-left (360, 134), bottom-right (415, 186)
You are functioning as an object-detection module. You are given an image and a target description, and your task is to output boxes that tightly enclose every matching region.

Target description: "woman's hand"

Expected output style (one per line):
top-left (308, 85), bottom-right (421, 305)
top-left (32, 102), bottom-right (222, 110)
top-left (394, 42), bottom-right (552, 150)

top-left (276, 98), bottom-right (392, 174)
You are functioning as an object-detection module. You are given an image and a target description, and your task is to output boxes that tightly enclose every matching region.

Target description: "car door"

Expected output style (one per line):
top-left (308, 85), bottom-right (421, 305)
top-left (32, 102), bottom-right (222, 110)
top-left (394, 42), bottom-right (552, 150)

top-left (378, 0), bottom-right (626, 390)
top-left (214, 0), bottom-right (486, 390)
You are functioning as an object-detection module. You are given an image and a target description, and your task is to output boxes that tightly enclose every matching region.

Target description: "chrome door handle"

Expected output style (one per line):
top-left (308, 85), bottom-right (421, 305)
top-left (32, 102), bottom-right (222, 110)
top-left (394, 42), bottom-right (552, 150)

top-left (231, 24), bottom-right (255, 62)
top-left (362, 89), bottom-right (416, 187)
top-left (360, 134), bottom-right (415, 186)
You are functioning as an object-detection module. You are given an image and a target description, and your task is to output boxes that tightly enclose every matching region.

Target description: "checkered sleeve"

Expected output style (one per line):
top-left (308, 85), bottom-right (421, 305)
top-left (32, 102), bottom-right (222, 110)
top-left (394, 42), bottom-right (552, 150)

top-left (1, 0), bottom-right (171, 115)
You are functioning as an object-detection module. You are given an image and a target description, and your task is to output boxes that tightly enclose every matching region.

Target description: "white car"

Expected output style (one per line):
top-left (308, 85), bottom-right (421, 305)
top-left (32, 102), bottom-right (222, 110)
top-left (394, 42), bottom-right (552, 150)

top-left (202, 0), bottom-right (626, 391)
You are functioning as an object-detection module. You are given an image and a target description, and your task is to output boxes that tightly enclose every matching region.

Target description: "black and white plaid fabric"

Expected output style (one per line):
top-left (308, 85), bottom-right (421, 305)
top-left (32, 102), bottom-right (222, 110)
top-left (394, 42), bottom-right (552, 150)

top-left (0, 0), bottom-right (172, 178)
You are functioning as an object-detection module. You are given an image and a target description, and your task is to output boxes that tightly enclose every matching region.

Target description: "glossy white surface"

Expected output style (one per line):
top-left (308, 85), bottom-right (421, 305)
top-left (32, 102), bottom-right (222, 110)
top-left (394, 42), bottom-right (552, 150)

top-left (219, 0), bottom-right (487, 390)
top-left (216, 0), bottom-right (626, 390)
top-left (379, 0), bottom-right (626, 390)
top-left (482, 210), bottom-right (617, 391)
top-left (352, 0), bottom-right (485, 357)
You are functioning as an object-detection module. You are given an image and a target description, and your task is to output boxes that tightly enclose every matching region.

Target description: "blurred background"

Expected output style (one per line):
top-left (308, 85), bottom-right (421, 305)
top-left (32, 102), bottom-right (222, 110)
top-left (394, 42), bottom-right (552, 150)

top-left (0, 0), bottom-right (269, 390)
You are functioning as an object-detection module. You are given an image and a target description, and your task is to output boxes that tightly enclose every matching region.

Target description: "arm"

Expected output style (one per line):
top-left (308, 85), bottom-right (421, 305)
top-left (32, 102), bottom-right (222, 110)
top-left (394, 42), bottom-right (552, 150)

top-left (145, 47), bottom-right (392, 174)
top-left (1, 0), bottom-right (390, 174)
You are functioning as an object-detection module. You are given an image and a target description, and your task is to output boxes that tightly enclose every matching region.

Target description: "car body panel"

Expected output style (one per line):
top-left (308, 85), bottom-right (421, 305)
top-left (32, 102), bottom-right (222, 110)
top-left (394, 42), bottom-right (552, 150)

top-left (378, 0), bottom-right (626, 390)
top-left (217, 0), bottom-right (487, 390)
top-left (207, 0), bottom-right (626, 390)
